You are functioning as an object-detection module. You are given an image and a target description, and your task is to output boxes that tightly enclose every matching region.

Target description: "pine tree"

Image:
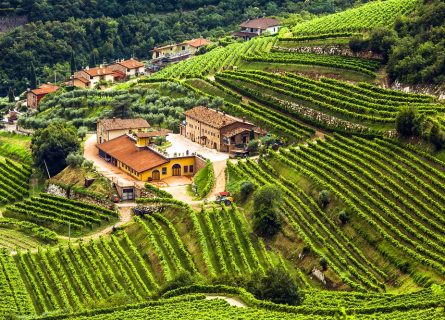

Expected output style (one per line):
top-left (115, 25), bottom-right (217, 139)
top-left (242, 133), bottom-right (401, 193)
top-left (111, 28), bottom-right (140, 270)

top-left (29, 62), bottom-right (37, 89)
top-left (7, 88), bottom-right (14, 103)
top-left (70, 51), bottom-right (77, 74)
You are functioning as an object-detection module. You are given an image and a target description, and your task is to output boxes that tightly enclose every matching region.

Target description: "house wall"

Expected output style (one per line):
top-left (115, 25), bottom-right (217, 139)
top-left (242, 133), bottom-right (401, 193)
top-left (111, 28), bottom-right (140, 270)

top-left (152, 43), bottom-right (188, 59)
top-left (97, 126), bottom-right (148, 144)
top-left (74, 70), bottom-right (114, 88)
top-left (184, 116), bottom-right (222, 151)
top-left (140, 156), bottom-right (196, 181)
top-left (72, 79), bottom-right (89, 88)
top-left (26, 92), bottom-right (39, 109)
top-left (110, 64), bottom-right (145, 78)
top-left (266, 26), bottom-right (280, 34)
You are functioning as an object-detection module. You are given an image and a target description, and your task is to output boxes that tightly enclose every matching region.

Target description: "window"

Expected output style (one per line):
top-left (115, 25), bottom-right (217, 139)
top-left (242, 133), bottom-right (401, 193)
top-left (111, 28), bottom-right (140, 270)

top-left (189, 165), bottom-right (194, 173)
top-left (184, 166), bottom-right (188, 173)
top-left (162, 167), bottom-right (167, 175)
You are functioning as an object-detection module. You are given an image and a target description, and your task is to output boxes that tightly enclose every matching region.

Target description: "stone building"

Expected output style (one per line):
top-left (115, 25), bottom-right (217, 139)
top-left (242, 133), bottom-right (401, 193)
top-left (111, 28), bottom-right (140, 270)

top-left (180, 106), bottom-right (263, 153)
top-left (97, 118), bottom-right (150, 144)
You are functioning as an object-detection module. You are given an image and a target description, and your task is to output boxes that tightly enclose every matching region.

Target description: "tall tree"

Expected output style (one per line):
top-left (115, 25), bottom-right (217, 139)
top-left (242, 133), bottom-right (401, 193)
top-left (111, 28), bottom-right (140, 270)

top-left (70, 51), bottom-right (77, 74)
top-left (29, 62), bottom-right (37, 89)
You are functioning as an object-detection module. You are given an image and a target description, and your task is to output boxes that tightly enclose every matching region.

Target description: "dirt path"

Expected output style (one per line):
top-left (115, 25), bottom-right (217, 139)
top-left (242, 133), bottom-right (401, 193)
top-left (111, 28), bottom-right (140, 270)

top-left (205, 295), bottom-right (247, 308)
top-left (209, 160), bottom-right (227, 198)
top-left (163, 185), bottom-right (202, 210)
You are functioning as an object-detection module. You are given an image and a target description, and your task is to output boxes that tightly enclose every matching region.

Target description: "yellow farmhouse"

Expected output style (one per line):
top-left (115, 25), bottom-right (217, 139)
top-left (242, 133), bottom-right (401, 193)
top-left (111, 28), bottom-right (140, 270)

top-left (97, 134), bottom-right (196, 181)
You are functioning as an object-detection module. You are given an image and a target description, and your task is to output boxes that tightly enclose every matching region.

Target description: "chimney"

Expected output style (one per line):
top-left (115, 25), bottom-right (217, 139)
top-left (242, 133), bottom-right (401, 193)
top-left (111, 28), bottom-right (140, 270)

top-left (112, 117), bottom-right (116, 122)
top-left (242, 117), bottom-right (246, 123)
top-left (100, 64), bottom-right (104, 68)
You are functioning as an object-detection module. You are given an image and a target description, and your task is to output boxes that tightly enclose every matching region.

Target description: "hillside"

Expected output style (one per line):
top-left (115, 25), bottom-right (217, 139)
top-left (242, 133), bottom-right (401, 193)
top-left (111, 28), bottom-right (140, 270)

top-left (0, 0), bottom-right (445, 319)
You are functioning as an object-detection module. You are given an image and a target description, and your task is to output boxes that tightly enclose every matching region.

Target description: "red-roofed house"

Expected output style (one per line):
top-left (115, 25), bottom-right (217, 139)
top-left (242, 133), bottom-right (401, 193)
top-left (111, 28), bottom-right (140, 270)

top-left (233, 18), bottom-right (281, 40)
top-left (27, 83), bottom-right (60, 108)
top-left (152, 37), bottom-right (211, 60)
top-left (73, 65), bottom-right (120, 88)
top-left (109, 58), bottom-right (146, 78)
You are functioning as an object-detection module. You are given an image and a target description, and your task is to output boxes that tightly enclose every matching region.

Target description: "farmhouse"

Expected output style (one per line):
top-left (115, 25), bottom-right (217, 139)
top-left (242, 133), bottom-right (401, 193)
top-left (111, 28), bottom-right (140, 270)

top-left (73, 66), bottom-right (124, 88)
top-left (97, 117), bottom-right (150, 144)
top-left (152, 37), bottom-right (211, 60)
top-left (97, 134), bottom-right (196, 182)
top-left (180, 106), bottom-right (263, 153)
top-left (233, 17), bottom-right (281, 40)
top-left (26, 83), bottom-right (59, 108)
top-left (109, 58), bottom-right (145, 78)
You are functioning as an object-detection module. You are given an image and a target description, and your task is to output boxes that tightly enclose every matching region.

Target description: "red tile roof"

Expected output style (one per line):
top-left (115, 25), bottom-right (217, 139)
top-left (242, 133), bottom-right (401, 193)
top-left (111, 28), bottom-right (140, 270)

top-left (30, 84), bottom-right (59, 95)
top-left (97, 135), bottom-right (169, 173)
top-left (83, 67), bottom-right (115, 77)
top-left (73, 77), bottom-right (90, 84)
top-left (184, 106), bottom-right (250, 129)
top-left (116, 59), bottom-right (145, 69)
top-left (185, 38), bottom-right (211, 48)
top-left (98, 118), bottom-right (150, 131)
top-left (240, 18), bottom-right (281, 30)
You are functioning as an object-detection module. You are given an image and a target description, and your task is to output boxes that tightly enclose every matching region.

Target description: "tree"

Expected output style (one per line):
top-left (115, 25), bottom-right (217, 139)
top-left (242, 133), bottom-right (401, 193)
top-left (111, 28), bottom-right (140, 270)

top-left (248, 267), bottom-right (304, 305)
top-left (66, 152), bottom-right (85, 168)
top-left (318, 190), bottom-right (331, 208)
top-left (70, 51), bottom-right (77, 74)
top-left (29, 62), bottom-right (37, 89)
top-left (253, 185), bottom-right (282, 237)
top-left (429, 124), bottom-right (445, 150)
top-left (320, 257), bottom-right (328, 271)
top-left (339, 210), bottom-right (349, 225)
top-left (7, 88), bottom-right (14, 103)
top-left (396, 107), bottom-right (418, 137)
top-left (253, 207), bottom-right (282, 238)
top-left (31, 122), bottom-right (80, 176)
top-left (77, 126), bottom-right (89, 140)
top-left (349, 36), bottom-right (369, 53)
top-left (246, 139), bottom-right (259, 154)
top-left (240, 181), bottom-right (255, 202)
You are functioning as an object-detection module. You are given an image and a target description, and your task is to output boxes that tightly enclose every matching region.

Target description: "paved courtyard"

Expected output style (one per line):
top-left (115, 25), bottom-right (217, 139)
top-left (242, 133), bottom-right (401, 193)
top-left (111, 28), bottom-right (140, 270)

top-left (166, 134), bottom-right (229, 162)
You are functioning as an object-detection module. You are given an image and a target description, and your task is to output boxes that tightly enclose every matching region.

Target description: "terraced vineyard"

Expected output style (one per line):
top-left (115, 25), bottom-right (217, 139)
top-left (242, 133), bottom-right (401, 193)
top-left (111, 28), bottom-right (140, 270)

top-left (0, 158), bottom-right (30, 205)
top-left (216, 70), bottom-right (442, 132)
top-left (292, 0), bottom-right (420, 35)
top-left (230, 135), bottom-right (445, 290)
top-left (4, 194), bottom-right (118, 235)
top-left (243, 52), bottom-right (381, 76)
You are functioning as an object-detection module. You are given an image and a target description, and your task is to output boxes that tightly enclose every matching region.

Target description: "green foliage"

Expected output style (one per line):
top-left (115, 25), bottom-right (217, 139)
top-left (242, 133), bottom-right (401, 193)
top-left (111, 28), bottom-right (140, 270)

top-left (320, 257), bottom-right (328, 271)
top-left (339, 210), bottom-right (349, 225)
top-left (31, 122), bottom-right (80, 176)
top-left (395, 107), bottom-right (421, 137)
top-left (246, 139), bottom-right (260, 154)
top-left (144, 183), bottom-right (173, 198)
top-left (193, 160), bottom-right (215, 199)
top-left (248, 267), bottom-right (304, 306)
top-left (388, 0), bottom-right (445, 84)
top-left (239, 181), bottom-right (255, 202)
top-left (318, 190), bottom-right (331, 208)
top-left (252, 185), bottom-right (282, 238)
top-left (66, 152), bottom-right (85, 168)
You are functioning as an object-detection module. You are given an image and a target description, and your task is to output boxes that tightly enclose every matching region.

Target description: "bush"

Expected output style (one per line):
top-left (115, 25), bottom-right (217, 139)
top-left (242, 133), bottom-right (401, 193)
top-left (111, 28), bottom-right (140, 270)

top-left (66, 152), bottom-right (85, 168)
top-left (253, 185), bottom-right (281, 211)
top-left (240, 181), bottom-right (255, 202)
top-left (253, 207), bottom-right (282, 238)
top-left (320, 257), bottom-right (328, 271)
top-left (318, 190), bottom-right (330, 208)
top-left (248, 267), bottom-right (304, 306)
top-left (339, 210), bottom-right (349, 225)
top-left (246, 139), bottom-right (260, 155)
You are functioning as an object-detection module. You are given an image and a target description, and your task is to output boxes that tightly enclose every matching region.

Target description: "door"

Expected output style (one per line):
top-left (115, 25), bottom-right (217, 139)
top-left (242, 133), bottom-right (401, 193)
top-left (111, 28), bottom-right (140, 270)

top-left (122, 188), bottom-right (134, 201)
top-left (172, 164), bottom-right (181, 176)
top-left (152, 170), bottom-right (160, 181)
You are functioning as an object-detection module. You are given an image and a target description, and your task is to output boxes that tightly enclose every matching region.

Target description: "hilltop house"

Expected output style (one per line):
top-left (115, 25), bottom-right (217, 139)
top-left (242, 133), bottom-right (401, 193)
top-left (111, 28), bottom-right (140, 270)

top-left (97, 134), bottom-right (197, 182)
top-left (233, 18), bottom-right (281, 40)
top-left (97, 118), bottom-right (150, 144)
top-left (26, 83), bottom-right (59, 108)
top-left (109, 58), bottom-right (145, 78)
top-left (180, 106), bottom-right (264, 153)
top-left (72, 66), bottom-right (124, 89)
top-left (152, 37), bottom-right (211, 61)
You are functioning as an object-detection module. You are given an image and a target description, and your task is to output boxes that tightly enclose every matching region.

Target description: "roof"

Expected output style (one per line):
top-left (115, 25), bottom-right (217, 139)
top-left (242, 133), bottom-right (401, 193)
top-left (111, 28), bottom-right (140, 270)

top-left (184, 106), bottom-right (248, 129)
top-left (30, 84), bottom-right (59, 95)
top-left (116, 59), bottom-right (145, 69)
top-left (73, 77), bottom-right (90, 84)
top-left (136, 129), bottom-right (170, 138)
top-left (232, 31), bottom-right (259, 38)
top-left (153, 43), bottom-right (178, 52)
top-left (97, 135), bottom-right (169, 173)
top-left (184, 38), bottom-right (211, 48)
top-left (82, 67), bottom-right (114, 77)
top-left (223, 127), bottom-right (252, 138)
top-left (240, 18), bottom-right (281, 30)
top-left (98, 118), bottom-right (150, 131)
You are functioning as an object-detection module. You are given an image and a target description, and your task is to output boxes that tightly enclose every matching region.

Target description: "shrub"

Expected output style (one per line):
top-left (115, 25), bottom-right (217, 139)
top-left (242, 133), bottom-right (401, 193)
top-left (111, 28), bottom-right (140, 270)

top-left (240, 181), bottom-right (255, 202)
top-left (253, 207), bottom-right (282, 238)
top-left (248, 267), bottom-right (304, 306)
top-left (339, 210), bottom-right (349, 225)
top-left (247, 140), bottom-right (260, 155)
top-left (318, 190), bottom-right (331, 208)
top-left (320, 257), bottom-right (328, 271)
top-left (253, 185), bottom-right (281, 211)
top-left (66, 152), bottom-right (85, 168)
